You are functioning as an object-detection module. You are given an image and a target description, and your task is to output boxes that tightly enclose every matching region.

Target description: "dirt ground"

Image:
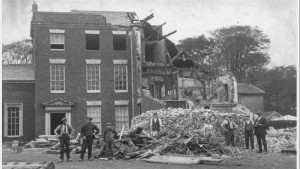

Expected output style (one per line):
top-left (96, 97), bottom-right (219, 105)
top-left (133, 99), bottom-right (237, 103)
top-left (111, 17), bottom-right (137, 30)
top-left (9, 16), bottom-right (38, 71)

top-left (2, 149), bottom-right (297, 169)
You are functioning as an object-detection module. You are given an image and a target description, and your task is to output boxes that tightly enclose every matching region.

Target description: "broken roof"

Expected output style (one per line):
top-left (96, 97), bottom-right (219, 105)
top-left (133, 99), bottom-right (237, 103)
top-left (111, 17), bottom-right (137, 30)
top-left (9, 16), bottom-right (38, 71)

top-left (237, 83), bottom-right (265, 94)
top-left (261, 111), bottom-right (282, 120)
top-left (2, 64), bottom-right (34, 81)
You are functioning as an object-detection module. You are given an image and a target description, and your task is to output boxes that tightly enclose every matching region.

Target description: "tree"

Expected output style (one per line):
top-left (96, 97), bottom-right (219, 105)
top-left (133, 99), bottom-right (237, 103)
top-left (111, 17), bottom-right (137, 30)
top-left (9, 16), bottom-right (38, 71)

top-left (211, 26), bottom-right (270, 82)
top-left (2, 39), bottom-right (33, 64)
top-left (250, 65), bottom-right (297, 116)
top-left (177, 35), bottom-right (219, 100)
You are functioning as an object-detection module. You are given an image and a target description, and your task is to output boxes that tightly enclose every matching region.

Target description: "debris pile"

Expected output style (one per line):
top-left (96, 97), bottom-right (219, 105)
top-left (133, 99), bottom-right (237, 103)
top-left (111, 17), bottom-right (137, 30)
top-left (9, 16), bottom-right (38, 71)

top-left (92, 108), bottom-right (249, 160)
top-left (265, 127), bottom-right (296, 153)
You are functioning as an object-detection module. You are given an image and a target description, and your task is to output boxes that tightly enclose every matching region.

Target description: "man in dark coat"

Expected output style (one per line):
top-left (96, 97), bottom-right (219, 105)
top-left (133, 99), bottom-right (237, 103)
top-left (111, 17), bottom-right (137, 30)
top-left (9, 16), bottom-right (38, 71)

top-left (54, 118), bottom-right (74, 162)
top-left (103, 122), bottom-right (117, 160)
top-left (79, 117), bottom-right (100, 161)
top-left (254, 111), bottom-right (268, 153)
top-left (244, 114), bottom-right (254, 151)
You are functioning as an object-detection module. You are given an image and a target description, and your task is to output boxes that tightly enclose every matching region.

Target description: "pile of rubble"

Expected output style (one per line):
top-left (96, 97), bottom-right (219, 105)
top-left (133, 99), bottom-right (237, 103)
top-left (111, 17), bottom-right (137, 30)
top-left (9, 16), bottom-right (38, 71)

top-left (265, 127), bottom-right (296, 153)
top-left (91, 108), bottom-right (249, 160)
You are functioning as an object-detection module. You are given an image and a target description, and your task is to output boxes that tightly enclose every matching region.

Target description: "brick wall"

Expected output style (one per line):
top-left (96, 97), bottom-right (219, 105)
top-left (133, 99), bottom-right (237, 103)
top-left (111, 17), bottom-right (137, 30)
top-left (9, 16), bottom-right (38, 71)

top-left (32, 18), bottom-right (140, 136)
top-left (2, 82), bottom-right (35, 142)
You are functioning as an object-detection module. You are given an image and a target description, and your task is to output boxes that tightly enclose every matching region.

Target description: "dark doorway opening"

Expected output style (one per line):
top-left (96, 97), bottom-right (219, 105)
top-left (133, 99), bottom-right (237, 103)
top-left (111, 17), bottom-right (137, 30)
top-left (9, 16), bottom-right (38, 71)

top-left (224, 84), bottom-right (229, 101)
top-left (50, 113), bottom-right (65, 135)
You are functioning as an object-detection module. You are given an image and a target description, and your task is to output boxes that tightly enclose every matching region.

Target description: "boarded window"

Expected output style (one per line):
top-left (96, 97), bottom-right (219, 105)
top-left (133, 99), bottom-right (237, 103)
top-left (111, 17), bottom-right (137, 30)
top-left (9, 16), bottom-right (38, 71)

top-left (50, 33), bottom-right (65, 49)
top-left (86, 34), bottom-right (99, 50)
top-left (113, 35), bottom-right (126, 51)
top-left (115, 105), bottom-right (129, 132)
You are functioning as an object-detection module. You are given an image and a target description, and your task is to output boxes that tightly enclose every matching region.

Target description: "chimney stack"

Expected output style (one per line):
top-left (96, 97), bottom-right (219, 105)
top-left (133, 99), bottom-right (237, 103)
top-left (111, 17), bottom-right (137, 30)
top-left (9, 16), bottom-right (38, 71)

top-left (32, 1), bottom-right (38, 13)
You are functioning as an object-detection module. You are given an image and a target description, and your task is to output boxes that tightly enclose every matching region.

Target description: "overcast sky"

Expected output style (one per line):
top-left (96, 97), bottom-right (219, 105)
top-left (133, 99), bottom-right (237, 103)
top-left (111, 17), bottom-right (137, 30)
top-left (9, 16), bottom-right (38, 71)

top-left (2, 0), bottom-right (298, 67)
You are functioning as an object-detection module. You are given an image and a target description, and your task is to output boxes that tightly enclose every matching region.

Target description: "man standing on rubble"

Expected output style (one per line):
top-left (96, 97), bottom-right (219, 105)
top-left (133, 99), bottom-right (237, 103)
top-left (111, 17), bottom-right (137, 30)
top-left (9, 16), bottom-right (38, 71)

top-left (243, 115), bottom-right (254, 151)
top-left (79, 117), bottom-right (100, 161)
top-left (254, 111), bottom-right (268, 153)
top-left (221, 115), bottom-right (237, 146)
top-left (150, 112), bottom-right (162, 136)
top-left (54, 118), bottom-right (74, 162)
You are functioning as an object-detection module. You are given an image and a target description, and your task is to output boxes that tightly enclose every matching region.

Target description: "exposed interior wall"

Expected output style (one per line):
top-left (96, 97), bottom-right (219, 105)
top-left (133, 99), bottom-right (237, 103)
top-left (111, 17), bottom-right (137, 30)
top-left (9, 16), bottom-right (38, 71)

top-left (145, 39), bottom-right (167, 63)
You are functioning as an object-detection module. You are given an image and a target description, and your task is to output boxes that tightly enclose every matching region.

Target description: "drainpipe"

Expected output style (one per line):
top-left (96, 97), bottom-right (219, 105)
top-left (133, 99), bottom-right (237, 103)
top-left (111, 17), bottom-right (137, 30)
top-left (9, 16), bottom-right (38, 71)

top-left (130, 30), bottom-right (135, 121)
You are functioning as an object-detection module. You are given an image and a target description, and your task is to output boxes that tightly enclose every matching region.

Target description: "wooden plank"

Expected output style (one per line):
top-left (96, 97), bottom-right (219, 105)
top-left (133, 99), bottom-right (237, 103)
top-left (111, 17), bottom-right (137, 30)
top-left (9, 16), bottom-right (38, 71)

top-left (144, 155), bottom-right (222, 165)
top-left (3, 161), bottom-right (55, 169)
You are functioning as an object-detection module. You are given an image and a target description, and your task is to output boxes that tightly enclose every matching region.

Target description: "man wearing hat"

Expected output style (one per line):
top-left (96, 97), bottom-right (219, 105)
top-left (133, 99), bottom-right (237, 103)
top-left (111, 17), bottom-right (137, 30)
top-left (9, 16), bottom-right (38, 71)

top-left (243, 114), bottom-right (254, 151)
top-left (79, 117), bottom-right (100, 161)
top-left (54, 117), bottom-right (74, 162)
top-left (103, 122), bottom-right (117, 160)
top-left (254, 111), bottom-right (268, 153)
top-left (221, 115), bottom-right (237, 146)
top-left (150, 112), bottom-right (162, 136)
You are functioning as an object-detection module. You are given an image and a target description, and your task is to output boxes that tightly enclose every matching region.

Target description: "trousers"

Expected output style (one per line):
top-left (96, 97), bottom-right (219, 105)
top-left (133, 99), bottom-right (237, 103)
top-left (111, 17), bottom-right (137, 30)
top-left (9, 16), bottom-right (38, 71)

top-left (256, 134), bottom-right (267, 151)
top-left (105, 141), bottom-right (114, 159)
top-left (80, 135), bottom-right (94, 159)
top-left (225, 130), bottom-right (235, 146)
top-left (245, 130), bottom-right (254, 150)
top-left (59, 134), bottom-right (70, 160)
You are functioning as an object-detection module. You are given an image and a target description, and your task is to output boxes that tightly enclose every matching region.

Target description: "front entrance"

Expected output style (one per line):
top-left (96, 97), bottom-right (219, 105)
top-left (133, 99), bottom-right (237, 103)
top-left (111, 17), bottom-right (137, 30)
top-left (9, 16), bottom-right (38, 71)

top-left (50, 113), bottom-right (66, 135)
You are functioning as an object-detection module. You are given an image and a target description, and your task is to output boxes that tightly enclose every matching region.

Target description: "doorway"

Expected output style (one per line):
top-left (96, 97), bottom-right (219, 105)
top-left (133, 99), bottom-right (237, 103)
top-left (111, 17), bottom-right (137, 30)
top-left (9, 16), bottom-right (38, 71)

top-left (50, 113), bottom-right (65, 135)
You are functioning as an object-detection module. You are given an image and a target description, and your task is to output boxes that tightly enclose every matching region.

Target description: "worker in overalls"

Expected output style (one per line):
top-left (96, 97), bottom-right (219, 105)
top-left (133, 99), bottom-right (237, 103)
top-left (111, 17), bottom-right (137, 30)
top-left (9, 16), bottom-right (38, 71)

top-left (54, 118), bottom-right (74, 162)
top-left (221, 115), bottom-right (237, 146)
top-left (150, 112), bottom-right (162, 136)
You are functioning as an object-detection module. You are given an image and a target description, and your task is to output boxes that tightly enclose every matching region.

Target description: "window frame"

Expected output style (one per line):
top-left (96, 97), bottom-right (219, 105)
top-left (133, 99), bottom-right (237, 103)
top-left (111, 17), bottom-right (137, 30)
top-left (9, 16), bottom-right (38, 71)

top-left (114, 102), bottom-right (129, 133)
top-left (87, 101), bottom-right (102, 133)
top-left (4, 103), bottom-right (23, 137)
top-left (86, 64), bottom-right (101, 93)
top-left (50, 64), bottom-right (65, 93)
top-left (50, 33), bottom-right (65, 51)
top-left (114, 64), bottom-right (128, 93)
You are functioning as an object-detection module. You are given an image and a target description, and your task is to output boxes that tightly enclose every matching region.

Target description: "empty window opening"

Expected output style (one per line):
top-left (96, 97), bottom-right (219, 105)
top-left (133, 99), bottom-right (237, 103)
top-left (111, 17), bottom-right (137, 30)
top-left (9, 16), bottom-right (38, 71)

top-left (86, 34), bottom-right (99, 50)
top-left (113, 35), bottom-right (126, 51)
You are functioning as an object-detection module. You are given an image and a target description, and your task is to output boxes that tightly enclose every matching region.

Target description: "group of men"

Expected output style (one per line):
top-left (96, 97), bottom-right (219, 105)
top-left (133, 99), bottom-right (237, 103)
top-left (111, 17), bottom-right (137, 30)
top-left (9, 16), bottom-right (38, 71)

top-left (221, 111), bottom-right (268, 153)
top-left (54, 117), bottom-right (117, 162)
top-left (53, 110), bottom-right (267, 162)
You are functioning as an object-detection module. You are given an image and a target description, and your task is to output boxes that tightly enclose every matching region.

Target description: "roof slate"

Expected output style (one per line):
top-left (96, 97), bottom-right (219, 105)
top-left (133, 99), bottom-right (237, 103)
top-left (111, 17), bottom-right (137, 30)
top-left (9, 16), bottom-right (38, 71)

top-left (2, 64), bottom-right (34, 81)
top-left (237, 83), bottom-right (265, 94)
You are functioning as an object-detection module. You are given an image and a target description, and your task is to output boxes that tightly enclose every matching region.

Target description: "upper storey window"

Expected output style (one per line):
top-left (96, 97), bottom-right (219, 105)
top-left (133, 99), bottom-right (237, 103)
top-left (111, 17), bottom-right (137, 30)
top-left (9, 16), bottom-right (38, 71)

top-left (50, 29), bottom-right (65, 50)
top-left (113, 31), bottom-right (126, 51)
top-left (85, 30), bottom-right (100, 50)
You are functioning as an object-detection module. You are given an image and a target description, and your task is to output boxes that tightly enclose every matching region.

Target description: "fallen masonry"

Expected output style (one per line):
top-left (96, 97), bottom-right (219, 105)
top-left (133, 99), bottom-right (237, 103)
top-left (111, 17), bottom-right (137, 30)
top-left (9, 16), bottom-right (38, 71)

top-left (21, 108), bottom-right (297, 164)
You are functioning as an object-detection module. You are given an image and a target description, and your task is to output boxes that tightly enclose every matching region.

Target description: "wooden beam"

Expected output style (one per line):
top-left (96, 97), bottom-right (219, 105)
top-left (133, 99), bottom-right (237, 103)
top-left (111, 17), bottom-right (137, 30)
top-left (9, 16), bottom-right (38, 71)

top-left (153, 22), bottom-right (166, 30)
top-left (145, 22), bottom-right (167, 41)
top-left (141, 13), bottom-right (154, 23)
top-left (160, 30), bottom-right (177, 40)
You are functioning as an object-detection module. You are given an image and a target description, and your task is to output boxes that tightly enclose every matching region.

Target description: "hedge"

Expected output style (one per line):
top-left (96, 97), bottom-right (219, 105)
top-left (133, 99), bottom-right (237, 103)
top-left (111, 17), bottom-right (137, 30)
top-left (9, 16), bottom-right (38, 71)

top-left (268, 120), bottom-right (297, 129)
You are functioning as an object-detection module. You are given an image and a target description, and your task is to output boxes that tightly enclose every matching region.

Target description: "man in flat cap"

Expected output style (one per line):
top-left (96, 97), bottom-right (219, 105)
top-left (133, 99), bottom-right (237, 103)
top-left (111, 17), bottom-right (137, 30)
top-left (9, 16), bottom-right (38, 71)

top-left (221, 115), bottom-right (237, 146)
top-left (103, 122), bottom-right (117, 160)
top-left (243, 114), bottom-right (254, 151)
top-left (54, 117), bottom-right (74, 162)
top-left (150, 112), bottom-right (162, 136)
top-left (254, 111), bottom-right (268, 153)
top-left (79, 117), bottom-right (100, 161)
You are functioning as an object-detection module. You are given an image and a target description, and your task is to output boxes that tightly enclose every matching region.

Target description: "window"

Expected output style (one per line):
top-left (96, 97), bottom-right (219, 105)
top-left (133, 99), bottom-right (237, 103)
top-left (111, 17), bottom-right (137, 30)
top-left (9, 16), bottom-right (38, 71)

top-left (114, 65), bottom-right (128, 92)
top-left (50, 65), bottom-right (65, 93)
top-left (87, 106), bottom-right (101, 133)
top-left (4, 103), bottom-right (23, 137)
top-left (85, 30), bottom-right (100, 50)
top-left (113, 35), bottom-right (126, 51)
top-left (86, 65), bottom-right (101, 93)
top-left (115, 105), bottom-right (129, 132)
top-left (50, 33), bottom-right (65, 50)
